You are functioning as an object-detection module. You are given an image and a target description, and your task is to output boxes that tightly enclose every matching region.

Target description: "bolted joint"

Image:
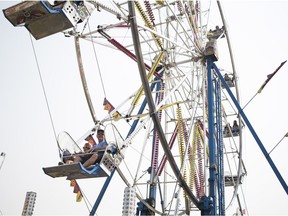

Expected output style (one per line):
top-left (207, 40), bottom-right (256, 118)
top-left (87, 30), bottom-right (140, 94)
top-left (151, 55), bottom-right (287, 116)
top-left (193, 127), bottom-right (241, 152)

top-left (198, 195), bottom-right (213, 215)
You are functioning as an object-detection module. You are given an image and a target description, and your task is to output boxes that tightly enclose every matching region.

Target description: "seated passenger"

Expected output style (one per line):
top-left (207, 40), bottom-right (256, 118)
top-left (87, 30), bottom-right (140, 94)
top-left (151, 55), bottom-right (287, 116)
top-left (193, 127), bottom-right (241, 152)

top-left (223, 123), bottom-right (231, 136)
top-left (59, 142), bottom-right (92, 165)
top-left (76, 142), bottom-right (93, 164)
top-left (224, 73), bottom-right (231, 82)
top-left (223, 73), bottom-right (234, 87)
top-left (60, 149), bottom-right (74, 165)
top-left (83, 142), bottom-right (92, 152)
top-left (74, 129), bottom-right (108, 168)
top-left (232, 120), bottom-right (239, 135)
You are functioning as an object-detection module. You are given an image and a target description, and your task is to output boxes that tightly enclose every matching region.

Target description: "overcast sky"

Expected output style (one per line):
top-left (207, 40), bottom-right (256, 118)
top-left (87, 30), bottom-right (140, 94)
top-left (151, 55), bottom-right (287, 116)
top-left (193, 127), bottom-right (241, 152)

top-left (0, 1), bottom-right (288, 215)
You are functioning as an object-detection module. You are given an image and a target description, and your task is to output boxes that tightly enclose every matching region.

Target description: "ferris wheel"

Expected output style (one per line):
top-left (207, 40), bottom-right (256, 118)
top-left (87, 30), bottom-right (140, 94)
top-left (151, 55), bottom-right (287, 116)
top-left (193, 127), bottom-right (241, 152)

top-left (4, 1), bottom-right (249, 215)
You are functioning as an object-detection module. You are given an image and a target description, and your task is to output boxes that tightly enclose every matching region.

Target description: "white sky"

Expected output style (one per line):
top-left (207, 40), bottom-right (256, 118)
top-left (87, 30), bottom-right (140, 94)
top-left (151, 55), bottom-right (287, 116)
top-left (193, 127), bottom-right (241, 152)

top-left (0, 1), bottom-right (288, 215)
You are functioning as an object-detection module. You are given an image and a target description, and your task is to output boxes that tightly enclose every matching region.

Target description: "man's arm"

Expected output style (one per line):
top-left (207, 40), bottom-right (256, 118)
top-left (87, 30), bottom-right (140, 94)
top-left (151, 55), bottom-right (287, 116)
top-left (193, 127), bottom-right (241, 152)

top-left (91, 145), bottom-right (108, 152)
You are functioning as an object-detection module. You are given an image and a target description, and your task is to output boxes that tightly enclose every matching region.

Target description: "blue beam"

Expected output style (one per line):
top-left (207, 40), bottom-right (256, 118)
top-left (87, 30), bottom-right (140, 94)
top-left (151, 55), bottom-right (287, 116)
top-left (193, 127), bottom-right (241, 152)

top-left (215, 79), bottom-right (225, 215)
top-left (90, 169), bottom-right (116, 215)
top-left (213, 62), bottom-right (288, 195)
top-left (126, 77), bottom-right (159, 138)
top-left (207, 57), bottom-right (217, 214)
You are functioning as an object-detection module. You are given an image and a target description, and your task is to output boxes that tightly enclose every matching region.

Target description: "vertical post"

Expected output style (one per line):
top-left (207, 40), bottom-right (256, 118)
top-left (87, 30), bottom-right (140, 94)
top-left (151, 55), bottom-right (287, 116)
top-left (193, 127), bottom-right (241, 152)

top-left (215, 79), bottom-right (225, 215)
top-left (206, 57), bottom-right (217, 215)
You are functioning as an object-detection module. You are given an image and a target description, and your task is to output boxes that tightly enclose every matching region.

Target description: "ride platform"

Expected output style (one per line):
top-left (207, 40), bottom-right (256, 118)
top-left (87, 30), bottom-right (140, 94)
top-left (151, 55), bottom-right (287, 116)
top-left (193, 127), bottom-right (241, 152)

top-left (3, 1), bottom-right (81, 40)
top-left (43, 162), bottom-right (110, 180)
top-left (225, 175), bottom-right (244, 187)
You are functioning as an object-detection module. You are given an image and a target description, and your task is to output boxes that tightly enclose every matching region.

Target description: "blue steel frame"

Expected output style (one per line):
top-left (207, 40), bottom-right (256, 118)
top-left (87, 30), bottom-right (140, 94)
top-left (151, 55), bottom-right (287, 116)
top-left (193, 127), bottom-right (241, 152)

top-left (205, 56), bottom-right (288, 216)
top-left (205, 56), bottom-right (288, 215)
top-left (90, 54), bottom-right (288, 215)
top-left (215, 77), bottom-right (225, 215)
top-left (212, 61), bottom-right (288, 195)
top-left (206, 57), bottom-right (217, 215)
top-left (90, 169), bottom-right (115, 215)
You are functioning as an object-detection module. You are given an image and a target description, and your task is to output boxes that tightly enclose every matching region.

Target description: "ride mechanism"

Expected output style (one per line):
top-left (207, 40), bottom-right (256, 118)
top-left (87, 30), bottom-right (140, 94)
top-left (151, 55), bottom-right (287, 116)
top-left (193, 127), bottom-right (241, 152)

top-left (3, 1), bottom-right (287, 215)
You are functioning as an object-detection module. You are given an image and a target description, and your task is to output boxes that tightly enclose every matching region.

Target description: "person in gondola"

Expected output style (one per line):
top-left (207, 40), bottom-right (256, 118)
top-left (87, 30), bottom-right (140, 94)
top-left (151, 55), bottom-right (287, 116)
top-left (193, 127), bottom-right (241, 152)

top-left (61, 149), bottom-right (74, 165)
top-left (77, 142), bottom-right (93, 163)
top-left (74, 129), bottom-right (108, 168)
top-left (232, 120), bottom-right (239, 135)
top-left (224, 73), bottom-right (230, 81)
top-left (224, 123), bottom-right (231, 137)
top-left (224, 73), bottom-right (235, 87)
top-left (83, 142), bottom-right (92, 152)
top-left (59, 142), bottom-right (92, 165)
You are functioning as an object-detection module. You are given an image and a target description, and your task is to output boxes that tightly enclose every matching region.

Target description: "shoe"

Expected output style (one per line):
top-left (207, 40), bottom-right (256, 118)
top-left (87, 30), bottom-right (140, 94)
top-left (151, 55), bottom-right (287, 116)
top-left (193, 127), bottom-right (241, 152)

top-left (58, 162), bottom-right (64, 165)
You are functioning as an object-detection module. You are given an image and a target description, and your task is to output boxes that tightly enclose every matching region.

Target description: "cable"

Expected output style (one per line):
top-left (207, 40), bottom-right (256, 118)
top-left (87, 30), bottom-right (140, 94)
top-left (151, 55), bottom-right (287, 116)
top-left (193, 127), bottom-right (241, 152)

top-left (80, 187), bottom-right (93, 213)
top-left (87, 22), bottom-right (107, 98)
top-left (29, 34), bottom-right (60, 154)
top-left (0, 153), bottom-right (6, 174)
